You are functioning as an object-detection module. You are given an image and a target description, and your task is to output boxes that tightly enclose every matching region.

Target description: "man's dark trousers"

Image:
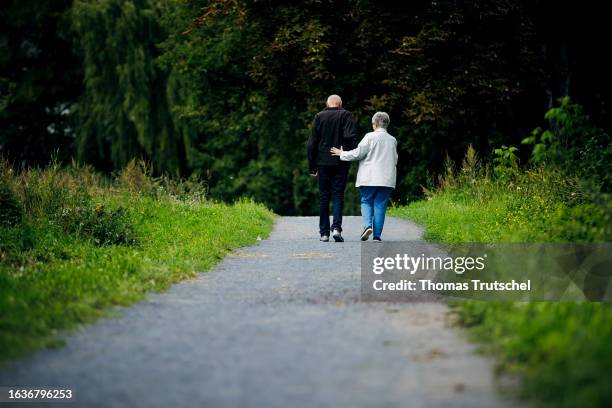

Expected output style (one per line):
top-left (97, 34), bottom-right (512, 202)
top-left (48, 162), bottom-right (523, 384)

top-left (318, 163), bottom-right (349, 236)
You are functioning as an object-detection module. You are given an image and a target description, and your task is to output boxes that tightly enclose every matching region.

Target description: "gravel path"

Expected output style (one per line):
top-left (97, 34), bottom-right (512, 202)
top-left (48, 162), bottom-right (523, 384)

top-left (0, 217), bottom-right (515, 408)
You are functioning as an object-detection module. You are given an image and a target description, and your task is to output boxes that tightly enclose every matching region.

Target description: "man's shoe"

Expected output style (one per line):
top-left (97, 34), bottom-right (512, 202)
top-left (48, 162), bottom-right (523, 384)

top-left (360, 226), bottom-right (373, 241)
top-left (373, 237), bottom-right (382, 242)
top-left (332, 229), bottom-right (344, 242)
top-left (320, 235), bottom-right (329, 242)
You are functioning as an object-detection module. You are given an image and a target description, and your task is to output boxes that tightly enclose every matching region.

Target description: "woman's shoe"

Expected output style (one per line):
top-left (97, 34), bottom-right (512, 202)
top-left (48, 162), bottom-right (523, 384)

top-left (320, 235), bottom-right (329, 242)
top-left (360, 226), bottom-right (373, 241)
top-left (373, 237), bottom-right (382, 242)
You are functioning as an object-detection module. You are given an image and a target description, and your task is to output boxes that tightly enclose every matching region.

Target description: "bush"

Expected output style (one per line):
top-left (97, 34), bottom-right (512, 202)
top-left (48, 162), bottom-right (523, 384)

top-left (492, 145), bottom-right (519, 180)
top-left (0, 159), bottom-right (138, 247)
top-left (522, 97), bottom-right (612, 191)
top-left (55, 199), bottom-right (137, 246)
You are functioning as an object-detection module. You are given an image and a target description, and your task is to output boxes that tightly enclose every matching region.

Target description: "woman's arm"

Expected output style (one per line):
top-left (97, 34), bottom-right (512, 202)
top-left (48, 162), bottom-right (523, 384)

top-left (330, 136), bottom-right (370, 161)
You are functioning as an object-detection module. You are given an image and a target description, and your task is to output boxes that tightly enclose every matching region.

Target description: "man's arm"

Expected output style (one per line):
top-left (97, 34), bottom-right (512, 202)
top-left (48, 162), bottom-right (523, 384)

top-left (307, 115), bottom-right (320, 174)
top-left (343, 112), bottom-right (358, 150)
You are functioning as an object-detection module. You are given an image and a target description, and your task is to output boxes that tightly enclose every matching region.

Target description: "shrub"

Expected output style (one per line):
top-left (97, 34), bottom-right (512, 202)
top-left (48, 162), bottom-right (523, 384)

top-left (492, 145), bottom-right (519, 180)
top-left (56, 199), bottom-right (137, 246)
top-left (522, 97), bottom-right (612, 191)
top-left (1, 159), bottom-right (138, 247)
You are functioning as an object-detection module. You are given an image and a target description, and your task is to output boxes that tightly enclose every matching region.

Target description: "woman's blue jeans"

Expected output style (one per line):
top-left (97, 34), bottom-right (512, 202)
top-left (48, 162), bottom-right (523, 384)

top-left (359, 186), bottom-right (393, 239)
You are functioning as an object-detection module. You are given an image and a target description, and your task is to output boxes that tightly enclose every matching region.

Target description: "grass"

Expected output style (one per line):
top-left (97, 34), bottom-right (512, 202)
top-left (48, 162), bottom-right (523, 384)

top-left (389, 154), bottom-right (612, 407)
top-left (0, 160), bottom-right (274, 362)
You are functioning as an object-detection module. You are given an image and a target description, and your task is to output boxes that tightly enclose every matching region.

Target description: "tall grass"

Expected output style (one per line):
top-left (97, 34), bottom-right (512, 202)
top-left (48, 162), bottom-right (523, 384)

top-left (0, 159), bottom-right (274, 362)
top-left (390, 145), bottom-right (611, 407)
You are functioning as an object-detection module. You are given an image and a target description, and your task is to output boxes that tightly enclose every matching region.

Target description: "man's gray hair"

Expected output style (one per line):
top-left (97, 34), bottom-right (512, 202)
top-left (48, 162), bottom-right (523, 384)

top-left (372, 111), bottom-right (390, 129)
top-left (326, 94), bottom-right (342, 107)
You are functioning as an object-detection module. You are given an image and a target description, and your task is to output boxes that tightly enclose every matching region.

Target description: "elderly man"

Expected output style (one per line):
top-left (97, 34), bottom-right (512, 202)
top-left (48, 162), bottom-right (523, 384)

top-left (331, 112), bottom-right (397, 241)
top-left (307, 95), bottom-right (357, 242)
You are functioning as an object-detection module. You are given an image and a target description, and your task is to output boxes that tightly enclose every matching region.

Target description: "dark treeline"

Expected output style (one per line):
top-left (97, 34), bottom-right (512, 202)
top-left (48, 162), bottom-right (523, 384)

top-left (1, 0), bottom-right (610, 214)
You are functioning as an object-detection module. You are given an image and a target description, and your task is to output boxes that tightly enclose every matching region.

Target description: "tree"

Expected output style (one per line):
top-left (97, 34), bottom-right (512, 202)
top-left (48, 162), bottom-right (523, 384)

top-left (0, 0), bottom-right (82, 166)
top-left (2, 0), bottom-right (610, 214)
top-left (159, 0), bottom-right (548, 210)
top-left (72, 0), bottom-right (185, 174)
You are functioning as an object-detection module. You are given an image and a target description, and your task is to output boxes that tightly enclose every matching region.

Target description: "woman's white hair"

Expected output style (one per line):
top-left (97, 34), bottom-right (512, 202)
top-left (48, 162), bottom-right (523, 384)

top-left (372, 112), bottom-right (390, 129)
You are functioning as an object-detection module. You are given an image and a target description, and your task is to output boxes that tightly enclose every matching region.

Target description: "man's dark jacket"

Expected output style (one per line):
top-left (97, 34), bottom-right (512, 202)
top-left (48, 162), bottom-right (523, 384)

top-left (307, 107), bottom-right (358, 173)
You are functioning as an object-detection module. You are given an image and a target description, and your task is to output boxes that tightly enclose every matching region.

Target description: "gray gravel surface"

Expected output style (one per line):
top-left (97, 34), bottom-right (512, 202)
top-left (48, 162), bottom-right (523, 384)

top-left (0, 216), bottom-right (516, 408)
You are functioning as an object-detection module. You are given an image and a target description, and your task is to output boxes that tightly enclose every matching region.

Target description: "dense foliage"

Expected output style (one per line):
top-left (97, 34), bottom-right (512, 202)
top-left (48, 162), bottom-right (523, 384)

top-left (1, 1), bottom-right (610, 214)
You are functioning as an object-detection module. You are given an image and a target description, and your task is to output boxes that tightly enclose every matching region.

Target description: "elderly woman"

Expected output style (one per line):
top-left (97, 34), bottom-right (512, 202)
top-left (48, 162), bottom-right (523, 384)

top-left (331, 112), bottom-right (398, 241)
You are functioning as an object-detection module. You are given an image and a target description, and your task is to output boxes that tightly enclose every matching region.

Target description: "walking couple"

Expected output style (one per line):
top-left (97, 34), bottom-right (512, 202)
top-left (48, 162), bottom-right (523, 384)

top-left (307, 94), bottom-right (398, 243)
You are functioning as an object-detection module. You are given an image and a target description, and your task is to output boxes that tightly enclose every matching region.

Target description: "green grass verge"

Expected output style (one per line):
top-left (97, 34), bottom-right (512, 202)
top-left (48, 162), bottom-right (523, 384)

top-left (389, 181), bottom-right (612, 407)
top-left (0, 163), bottom-right (274, 363)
